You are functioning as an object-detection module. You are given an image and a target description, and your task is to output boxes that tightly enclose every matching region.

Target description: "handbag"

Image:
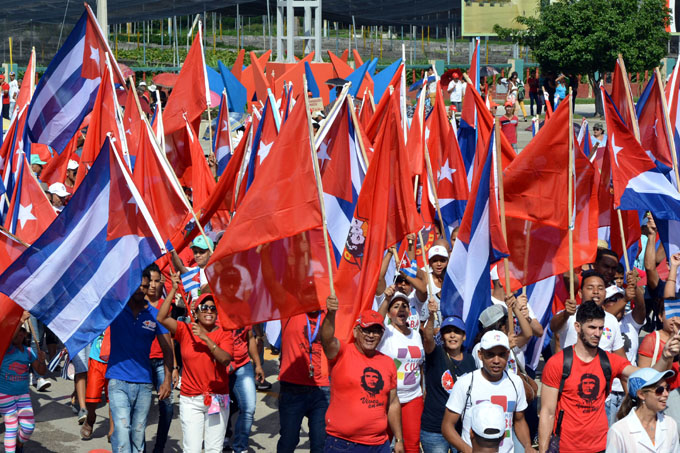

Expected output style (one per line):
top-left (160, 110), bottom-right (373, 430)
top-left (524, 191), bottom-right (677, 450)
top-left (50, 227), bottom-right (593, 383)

top-left (512, 350), bottom-right (538, 402)
top-left (546, 410), bottom-right (564, 453)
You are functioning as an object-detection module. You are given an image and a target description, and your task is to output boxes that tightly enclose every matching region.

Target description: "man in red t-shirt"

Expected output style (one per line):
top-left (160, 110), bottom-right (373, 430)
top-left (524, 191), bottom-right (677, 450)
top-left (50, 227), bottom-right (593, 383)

top-left (321, 296), bottom-right (404, 453)
top-left (538, 301), bottom-right (680, 453)
top-left (277, 307), bottom-right (330, 452)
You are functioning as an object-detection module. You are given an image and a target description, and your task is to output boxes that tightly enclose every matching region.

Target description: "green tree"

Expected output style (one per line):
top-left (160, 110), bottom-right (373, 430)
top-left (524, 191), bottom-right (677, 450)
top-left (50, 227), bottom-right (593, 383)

top-left (494, 0), bottom-right (670, 115)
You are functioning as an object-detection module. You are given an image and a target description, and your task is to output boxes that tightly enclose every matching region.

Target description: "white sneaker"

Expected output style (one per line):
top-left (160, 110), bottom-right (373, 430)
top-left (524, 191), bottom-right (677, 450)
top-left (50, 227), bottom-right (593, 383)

top-left (36, 378), bottom-right (51, 392)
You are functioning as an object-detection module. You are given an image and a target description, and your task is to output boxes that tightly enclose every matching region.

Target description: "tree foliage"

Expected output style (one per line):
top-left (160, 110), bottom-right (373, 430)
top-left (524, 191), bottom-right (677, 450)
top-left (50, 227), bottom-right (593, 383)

top-left (494, 0), bottom-right (671, 76)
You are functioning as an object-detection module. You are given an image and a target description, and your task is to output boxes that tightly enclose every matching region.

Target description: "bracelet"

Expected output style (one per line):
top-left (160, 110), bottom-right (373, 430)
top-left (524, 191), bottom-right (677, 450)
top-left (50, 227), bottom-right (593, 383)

top-left (173, 366), bottom-right (179, 370)
top-left (394, 438), bottom-right (402, 443)
top-left (211, 343), bottom-right (218, 352)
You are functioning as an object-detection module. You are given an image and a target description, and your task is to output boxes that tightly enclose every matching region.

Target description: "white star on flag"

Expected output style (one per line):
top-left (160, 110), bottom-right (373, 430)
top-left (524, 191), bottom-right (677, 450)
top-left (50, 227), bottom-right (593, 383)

top-left (318, 141), bottom-right (331, 164)
top-left (438, 159), bottom-right (456, 183)
top-left (258, 141), bottom-right (273, 163)
top-left (17, 203), bottom-right (36, 229)
top-left (611, 135), bottom-right (623, 166)
top-left (90, 45), bottom-right (100, 65)
top-left (425, 126), bottom-right (431, 141)
top-left (222, 120), bottom-right (229, 132)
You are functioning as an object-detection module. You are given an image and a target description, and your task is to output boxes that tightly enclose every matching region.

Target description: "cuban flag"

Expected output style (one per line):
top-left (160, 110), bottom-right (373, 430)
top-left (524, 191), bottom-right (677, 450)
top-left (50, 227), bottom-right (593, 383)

top-left (602, 87), bottom-right (680, 221)
top-left (213, 91), bottom-right (233, 177)
top-left (24, 7), bottom-right (123, 155)
top-left (635, 72), bottom-right (674, 175)
top-left (245, 98), bottom-right (277, 190)
top-left (440, 129), bottom-right (509, 349)
top-left (520, 276), bottom-right (556, 370)
top-left (0, 139), bottom-right (166, 355)
top-left (316, 93), bottom-right (367, 266)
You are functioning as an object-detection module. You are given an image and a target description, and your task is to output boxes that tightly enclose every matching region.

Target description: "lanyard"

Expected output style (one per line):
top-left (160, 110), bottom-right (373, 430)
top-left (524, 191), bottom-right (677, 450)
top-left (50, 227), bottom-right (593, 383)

top-left (305, 313), bottom-right (323, 372)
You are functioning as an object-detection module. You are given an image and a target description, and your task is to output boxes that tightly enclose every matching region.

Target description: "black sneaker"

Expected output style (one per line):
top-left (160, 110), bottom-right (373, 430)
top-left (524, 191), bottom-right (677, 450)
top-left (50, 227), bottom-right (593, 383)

top-left (256, 380), bottom-right (272, 391)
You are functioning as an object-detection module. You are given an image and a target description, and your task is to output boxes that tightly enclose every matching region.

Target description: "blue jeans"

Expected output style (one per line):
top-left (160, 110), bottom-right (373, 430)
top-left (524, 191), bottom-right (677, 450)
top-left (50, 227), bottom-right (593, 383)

top-left (277, 382), bottom-right (330, 453)
top-left (229, 361), bottom-right (256, 452)
top-left (108, 379), bottom-right (154, 453)
top-left (150, 358), bottom-right (173, 452)
top-left (323, 435), bottom-right (390, 452)
top-left (605, 391), bottom-right (625, 426)
top-left (419, 429), bottom-right (457, 453)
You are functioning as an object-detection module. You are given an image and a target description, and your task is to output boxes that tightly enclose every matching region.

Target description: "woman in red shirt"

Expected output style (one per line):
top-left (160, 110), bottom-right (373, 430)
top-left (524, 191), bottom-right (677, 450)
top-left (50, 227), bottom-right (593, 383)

top-left (157, 273), bottom-right (234, 453)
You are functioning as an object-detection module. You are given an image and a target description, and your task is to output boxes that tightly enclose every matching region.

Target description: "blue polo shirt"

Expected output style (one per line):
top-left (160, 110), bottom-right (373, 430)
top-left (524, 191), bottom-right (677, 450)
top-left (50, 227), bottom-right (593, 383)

top-left (105, 304), bottom-right (168, 383)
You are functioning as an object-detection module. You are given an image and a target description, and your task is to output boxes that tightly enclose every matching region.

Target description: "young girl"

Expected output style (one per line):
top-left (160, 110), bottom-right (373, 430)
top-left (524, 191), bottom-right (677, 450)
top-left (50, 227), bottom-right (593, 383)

top-left (0, 313), bottom-right (47, 453)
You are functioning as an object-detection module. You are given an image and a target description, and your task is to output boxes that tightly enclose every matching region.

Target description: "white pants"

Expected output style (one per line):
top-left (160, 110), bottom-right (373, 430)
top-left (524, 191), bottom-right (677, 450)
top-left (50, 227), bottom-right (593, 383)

top-left (179, 394), bottom-right (230, 452)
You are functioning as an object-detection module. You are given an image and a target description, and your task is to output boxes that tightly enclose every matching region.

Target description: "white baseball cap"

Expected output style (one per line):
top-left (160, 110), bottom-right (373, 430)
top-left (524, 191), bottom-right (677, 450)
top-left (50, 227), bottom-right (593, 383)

top-left (48, 182), bottom-right (70, 198)
top-left (67, 159), bottom-right (79, 170)
top-left (428, 245), bottom-right (449, 261)
top-left (480, 330), bottom-right (510, 351)
top-left (604, 285), bottom-right (625, 301)
top-left (470, 401), bottom-right (506, 440)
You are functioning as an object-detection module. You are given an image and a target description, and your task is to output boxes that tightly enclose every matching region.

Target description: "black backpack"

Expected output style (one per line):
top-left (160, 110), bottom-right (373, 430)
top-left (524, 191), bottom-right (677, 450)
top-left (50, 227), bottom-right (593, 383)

top-left (558, 346), bottom-right (612, 397)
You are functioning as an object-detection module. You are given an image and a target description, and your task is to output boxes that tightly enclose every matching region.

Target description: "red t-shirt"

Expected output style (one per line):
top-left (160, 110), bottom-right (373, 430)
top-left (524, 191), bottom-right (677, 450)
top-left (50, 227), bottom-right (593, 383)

top-left (174, 321), bottom-right (233, 396)
top-left (1, 83), bottom-right (9, 105)
top-left (542, 349), bottom-right (630, 453)
top-left (279, 312), bottom-right (329, 387)
top-left (638, 331), bottom-right (680, 390)
top-left (230, 328), bottom-right (251, 370)
top-left (325, 342), bottom-right (397, 445)
top-left (500, 115), bottom-right (519, 145)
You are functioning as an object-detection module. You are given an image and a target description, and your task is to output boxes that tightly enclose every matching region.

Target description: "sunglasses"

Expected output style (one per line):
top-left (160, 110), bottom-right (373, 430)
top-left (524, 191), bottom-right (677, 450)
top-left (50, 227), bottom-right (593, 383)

top-left (197, 304), bottom-right (217, 313)
top-left (647, 384), bottom-right (670, 396)
top-left (359, 326), bottom-right (384, 336)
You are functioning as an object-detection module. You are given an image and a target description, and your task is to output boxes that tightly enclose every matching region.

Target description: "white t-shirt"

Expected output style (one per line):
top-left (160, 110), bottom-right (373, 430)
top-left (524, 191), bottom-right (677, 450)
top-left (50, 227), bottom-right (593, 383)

top-left (447, 80), bottom-right (466, 103)
top-left (446, 369), bottom-right (528, 453)
top-left (8, 80), bottom-right (18, 101)
top-left (556, 310), bottom-right (624, 352)
top-left (611, 312), bottom-right (644, 392)
top-left (377, 323), bottom-right (425, 403)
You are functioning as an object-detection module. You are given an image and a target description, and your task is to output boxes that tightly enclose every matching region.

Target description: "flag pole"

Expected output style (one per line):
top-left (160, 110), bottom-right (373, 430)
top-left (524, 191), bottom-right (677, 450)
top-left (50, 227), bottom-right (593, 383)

top-left (232, 122), bottom-right (254, 212)
top-left (567, 89), bottom-right (575, 300)
top-left (615, 56), bottom-right (638, 273)
top-left (303, 75), bottom-right (335, 297)
top-left (655, 67), bottom-right (680, 190)
top-left (127, 76), bottom-right (213, 253)
top-left (347, 94), bottom-right (371, 167)
top-left (494, 118), bottom-right (512, 296)
top-left (206, 104), bottom-right (215, 158)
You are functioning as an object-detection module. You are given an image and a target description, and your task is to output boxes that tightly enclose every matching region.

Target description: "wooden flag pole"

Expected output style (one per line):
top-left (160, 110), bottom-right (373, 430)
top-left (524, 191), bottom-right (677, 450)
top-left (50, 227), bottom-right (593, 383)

top-left (347, 94), bottom-right (371, 167)
top-left (494, 118), bottom-right (512, 296)
top-left (128, 77), bottom-right (213, 253)
top-left (303, 75), bottom-right (335, 297)
top-left (567, 89), bottom-right (575, 300)
top-left (655, 67), bottom-right (680, 190)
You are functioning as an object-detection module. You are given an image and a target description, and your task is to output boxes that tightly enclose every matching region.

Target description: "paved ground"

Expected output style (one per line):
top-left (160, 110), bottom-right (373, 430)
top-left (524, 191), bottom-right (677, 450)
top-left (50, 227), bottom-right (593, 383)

top-left (5, 350), bottom-right (286, 452)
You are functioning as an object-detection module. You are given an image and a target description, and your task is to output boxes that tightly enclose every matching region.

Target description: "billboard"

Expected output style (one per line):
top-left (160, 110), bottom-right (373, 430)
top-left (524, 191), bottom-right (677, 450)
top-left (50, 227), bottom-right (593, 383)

top-left (462, 0), bottom-right (540, 37)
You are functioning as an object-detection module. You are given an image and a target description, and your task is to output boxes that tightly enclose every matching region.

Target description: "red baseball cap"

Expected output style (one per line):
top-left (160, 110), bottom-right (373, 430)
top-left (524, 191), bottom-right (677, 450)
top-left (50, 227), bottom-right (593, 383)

top-left (355, 310), bottom-right (384, 329)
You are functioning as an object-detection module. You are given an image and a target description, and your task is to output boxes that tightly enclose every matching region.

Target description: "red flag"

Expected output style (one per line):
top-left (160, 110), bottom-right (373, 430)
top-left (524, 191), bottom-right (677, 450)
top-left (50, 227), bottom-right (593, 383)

top-left (131, 98), bottom-right (192, 248)
top-left (611, 60), bottom-right (635, 133)
top-left (406, 85), bottom-right (426, 178)
top-left (40, 133), bottom-right (79, 186)
top-left (365, 65), bottom-right (403, 144)
top-left (503, 98), bottom-right (599, 289)
top-left (4, 155), bottom-right (57, 244)
top-left (13, 48), bottom-right (35, 119)
top-left (358, 96), bottom-right (375, 131)
top-left (334, 91), bottom-right (423, 341)
top-left (184, 118), bottom-right (216, 210)
top-left (75, 60), bottom-right (126, 189)
top-left (205, 98), bottom-right (329, 329)
top-left (163, 27), bottom-right (210, 135)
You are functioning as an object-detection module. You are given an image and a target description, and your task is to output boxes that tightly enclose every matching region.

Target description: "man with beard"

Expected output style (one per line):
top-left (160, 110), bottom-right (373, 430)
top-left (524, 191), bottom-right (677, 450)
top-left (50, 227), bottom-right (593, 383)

top-left (321, 296), bottom-right (403, 453)
top-left (538, 301), bottom-right (680, 453)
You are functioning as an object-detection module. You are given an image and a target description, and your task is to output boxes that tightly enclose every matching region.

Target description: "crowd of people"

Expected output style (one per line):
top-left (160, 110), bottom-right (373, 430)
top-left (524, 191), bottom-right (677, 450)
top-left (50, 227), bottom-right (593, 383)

top-left (1, 60), bottom-right (679, 453)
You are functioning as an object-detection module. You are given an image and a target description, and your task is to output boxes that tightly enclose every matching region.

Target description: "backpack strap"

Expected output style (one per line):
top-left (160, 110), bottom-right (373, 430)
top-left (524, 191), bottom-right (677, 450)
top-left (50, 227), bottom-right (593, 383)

top-left (598, 348), bottom-right (612, 396)
top-left (558, 346), bottom-right (574, 398)
top-left (460, 370), bottom-right (475, 422)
